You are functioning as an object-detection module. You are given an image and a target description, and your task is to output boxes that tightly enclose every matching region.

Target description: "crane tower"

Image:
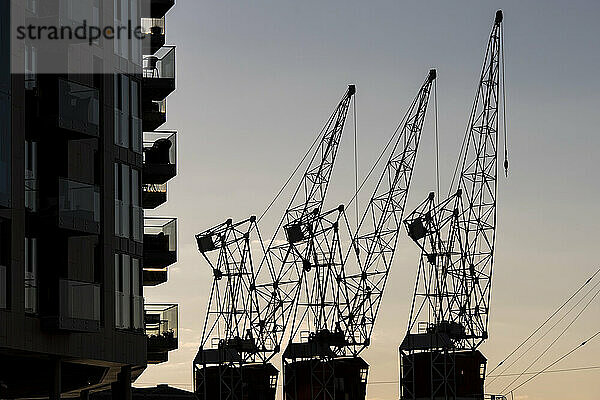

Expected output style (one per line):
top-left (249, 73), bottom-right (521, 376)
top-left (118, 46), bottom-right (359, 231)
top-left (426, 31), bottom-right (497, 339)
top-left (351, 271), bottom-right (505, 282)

top-left (400, 10), bottom-right (506, 400)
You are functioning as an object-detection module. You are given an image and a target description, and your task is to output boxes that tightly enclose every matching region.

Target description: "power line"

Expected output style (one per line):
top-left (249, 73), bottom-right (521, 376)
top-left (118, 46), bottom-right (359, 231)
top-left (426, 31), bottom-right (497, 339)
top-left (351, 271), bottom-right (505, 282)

top-left (500, 286), bottom-right (600, 394)
top-left (487, 266), bottom-right (600, 382)
top-left (504, 330), bottom-right (600, 395)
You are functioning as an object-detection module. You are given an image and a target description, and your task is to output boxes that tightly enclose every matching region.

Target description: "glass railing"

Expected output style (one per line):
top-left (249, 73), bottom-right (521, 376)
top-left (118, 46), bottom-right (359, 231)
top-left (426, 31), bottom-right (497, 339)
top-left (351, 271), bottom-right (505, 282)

top-left (144, 217), bottom-right (177, 252)
top-left (141, 16), bottom-right (165, 36)
top-left (143, 183), bottom-right (167, 194)
top-left (143, 131), bottom-right (176, 166)
top-left (59, 279), bottom-right (100, 322)
top-left (58, 79), bottom-right (99, 135)
top-left (145, 303), bottom-right (178, 347)
top-left (143, 46), bottom-right (176, 79)
top-left (59, 178), bottom-right (100, 223)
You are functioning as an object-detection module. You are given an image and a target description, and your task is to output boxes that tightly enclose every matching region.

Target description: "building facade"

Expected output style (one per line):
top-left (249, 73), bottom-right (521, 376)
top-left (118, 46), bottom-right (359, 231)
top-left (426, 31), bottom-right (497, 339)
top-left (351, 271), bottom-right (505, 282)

top-left (0, 0), bottom-right (178, 397)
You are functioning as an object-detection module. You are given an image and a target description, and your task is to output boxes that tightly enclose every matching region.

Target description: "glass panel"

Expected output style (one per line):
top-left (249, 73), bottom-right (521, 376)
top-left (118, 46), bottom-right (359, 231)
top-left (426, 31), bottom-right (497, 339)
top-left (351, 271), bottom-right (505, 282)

top-left (25, 141), bottom-right (38, 212)
top-left (121, 165), bottom-right (130, 238)
top-left (144, 217), bottom-right (177, 252)
top-left (143, 46), bottom-right (176, 79)
top-left (58, 79), bottom-right (100, 135)
top-left (59, 178), bottom-right (100, 223)
top-left (143, 131), bottom-right (176, 166)
top-left (121, 254), bottom-right (130, 328)
top-left (145, 304), bottom-right (178, 348)
top-left (60, 279), bottom-right (100, 321)
top-left (25, 238), bottom-right (37, 313)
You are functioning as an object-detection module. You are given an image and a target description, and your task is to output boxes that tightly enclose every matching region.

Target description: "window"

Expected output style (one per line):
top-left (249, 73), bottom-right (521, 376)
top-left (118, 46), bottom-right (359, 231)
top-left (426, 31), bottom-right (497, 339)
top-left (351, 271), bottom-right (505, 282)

top-left (25, 237), bottom-right (38, 314)
top-left (0, 220), bottom-right (9, 309)
top-left (115, 163), bottom-right (142, 242)
top-left (115, 254), bottom-right (143, 329)
top-left (115, 75), bottom-right (142, 153)
top-left (25, 45), bottom-right (37, 89)
top-left (25, 141), bottom-right (38, 212)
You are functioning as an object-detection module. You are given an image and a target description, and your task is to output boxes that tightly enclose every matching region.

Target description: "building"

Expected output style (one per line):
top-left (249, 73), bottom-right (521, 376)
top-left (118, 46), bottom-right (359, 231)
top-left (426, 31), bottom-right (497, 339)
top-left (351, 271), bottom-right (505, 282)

top-left (0, 0), bottom-right (178, 397)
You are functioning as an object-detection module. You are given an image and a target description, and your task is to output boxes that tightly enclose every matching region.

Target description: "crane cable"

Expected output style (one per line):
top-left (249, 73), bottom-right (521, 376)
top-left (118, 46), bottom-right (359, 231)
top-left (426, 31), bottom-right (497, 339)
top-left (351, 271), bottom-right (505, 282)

top-left (353, 93), bottom-right (360, 230)
top-left (487, 266), bottom-right (600, 381)
top-left (504, 330), bottom-right (600, 395)
top-left (501, 23), bottom-right (509, 177)
top-left (257, 90), bottom-right (348, 224)
top-left (434, 77), bottom-right (440, 196)
top-left (499, 282), bottom-right (600, 394)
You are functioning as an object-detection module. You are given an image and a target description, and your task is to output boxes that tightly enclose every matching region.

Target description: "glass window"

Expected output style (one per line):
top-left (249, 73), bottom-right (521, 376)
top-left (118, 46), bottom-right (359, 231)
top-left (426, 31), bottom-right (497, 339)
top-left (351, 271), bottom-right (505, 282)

top-left (25, 237), bottom-right (38, 313)
top-left (114, 163), bottom-right (121, 236)
top-left (121, 164), bottom-right (130, 238)
top-left (25, 141), bottom-right (38, 212)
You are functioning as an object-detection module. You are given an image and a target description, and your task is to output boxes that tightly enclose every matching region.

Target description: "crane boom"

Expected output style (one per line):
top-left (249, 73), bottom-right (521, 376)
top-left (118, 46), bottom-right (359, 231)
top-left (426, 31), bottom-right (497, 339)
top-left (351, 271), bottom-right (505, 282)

top-left (338, 70), bottom-right (436, 355)
top-left (403, 11), bottom-right (503, 351)
top-left (250, 85), bottom-right (356, 361)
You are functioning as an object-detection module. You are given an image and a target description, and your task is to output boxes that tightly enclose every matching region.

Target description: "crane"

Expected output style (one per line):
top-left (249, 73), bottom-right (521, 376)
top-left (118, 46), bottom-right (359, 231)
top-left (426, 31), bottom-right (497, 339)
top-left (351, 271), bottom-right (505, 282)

top-left (193, 85), bottom-right (355, 400)
top-left (400, 10), bottom-right (506, 400)
top-left (283, 69), bottom-right (436, 400)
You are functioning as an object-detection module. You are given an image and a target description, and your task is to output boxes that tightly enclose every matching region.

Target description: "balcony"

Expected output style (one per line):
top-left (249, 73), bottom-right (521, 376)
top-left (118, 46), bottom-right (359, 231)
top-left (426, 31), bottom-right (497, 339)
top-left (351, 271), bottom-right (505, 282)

top-left (143, 46), bottom-right (176, 102)
top-left (57, 79), bottom-right (100, 137)
top-left (143, 131), bottom-right (177, 185)
top-left (45, 279), bottom-right (101, 332)
top-left (142, 183), bottom-right (167, 209)
top-left (143, 267), bottom-right (168, 286)
top-left (142, 99), bottom-right (167, 132)
top-left (142, 17), bottom-right (166, 55)
top-left (141, 0), bottom-right (175, 19)
top-left (144, 217), bottom-right (177, 268)
top-left (145, 303), bottom-right (178, 364)
top-left (58, 178), bottom-right (100, 235)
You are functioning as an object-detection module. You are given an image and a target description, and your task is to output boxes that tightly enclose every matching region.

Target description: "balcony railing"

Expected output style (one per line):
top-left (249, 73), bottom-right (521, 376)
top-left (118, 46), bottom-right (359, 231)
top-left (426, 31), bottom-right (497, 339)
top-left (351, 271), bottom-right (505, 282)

top-left (58, 79), bottom-right (100, 137)
top-left (142, 183), bottom-right (167, 209)
top-left (145, 303), bottom-right (178, 363)
top-left (54, 279), bottom-right (101, 332)
top-left (141, 0), bottom-right (175, 19)
top-left (143, 131), bottom-right (176, 185)
top-left (58, 178), bottom-right (100, 234)
top-left (142, 99), bottom-right (167, 132)
top-left (143, 46), bottom-right (176, 101)
top-left (143, 267), bottom-right (168, 286)
top-left (144, 217), bottom-right (177, 268)
top-left (142, 16), bottom-right (166, 55)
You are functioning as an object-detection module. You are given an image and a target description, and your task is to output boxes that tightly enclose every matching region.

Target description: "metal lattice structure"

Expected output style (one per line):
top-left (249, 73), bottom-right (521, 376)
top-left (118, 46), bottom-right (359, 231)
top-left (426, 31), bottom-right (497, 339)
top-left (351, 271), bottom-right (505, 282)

top-left (282, 70), bottom-right (436, 400)
top-left (400, 10), bottom-right (505, 400)
top-left (193, 85), bottom-right (356, 400)
top-left (254, 85), bottom-right (356, 360)
top-left (338, 70), bottom-right (436, 356)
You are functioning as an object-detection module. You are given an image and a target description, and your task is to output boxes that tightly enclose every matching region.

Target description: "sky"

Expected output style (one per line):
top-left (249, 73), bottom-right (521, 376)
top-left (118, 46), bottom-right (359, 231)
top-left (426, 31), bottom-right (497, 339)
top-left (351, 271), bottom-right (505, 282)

top-left (136, 1), bottom-right (600, 399)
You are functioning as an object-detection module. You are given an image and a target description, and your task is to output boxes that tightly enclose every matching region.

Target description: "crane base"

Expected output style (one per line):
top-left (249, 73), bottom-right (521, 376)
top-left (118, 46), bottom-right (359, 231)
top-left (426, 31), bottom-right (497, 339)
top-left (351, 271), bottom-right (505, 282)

top-left (194, 363), bottom-right (278, 400)
top-left (283, 357), bottom-right (368, 400)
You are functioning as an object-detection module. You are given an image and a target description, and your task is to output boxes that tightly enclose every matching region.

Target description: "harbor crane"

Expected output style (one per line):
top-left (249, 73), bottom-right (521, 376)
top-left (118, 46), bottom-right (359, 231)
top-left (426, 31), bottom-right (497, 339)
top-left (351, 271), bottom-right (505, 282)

top-left (193, 85), bottom-right (355, 400)
top-left (400, 10), bottom-right (506, 400)
top-left (283, 69), bottom-right (436, 400)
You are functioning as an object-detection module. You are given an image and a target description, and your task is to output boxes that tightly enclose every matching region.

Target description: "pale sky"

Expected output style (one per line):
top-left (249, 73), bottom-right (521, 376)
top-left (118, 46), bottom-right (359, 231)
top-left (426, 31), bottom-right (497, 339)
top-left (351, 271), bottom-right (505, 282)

top-left (136, 1), bottom-right (600, 399)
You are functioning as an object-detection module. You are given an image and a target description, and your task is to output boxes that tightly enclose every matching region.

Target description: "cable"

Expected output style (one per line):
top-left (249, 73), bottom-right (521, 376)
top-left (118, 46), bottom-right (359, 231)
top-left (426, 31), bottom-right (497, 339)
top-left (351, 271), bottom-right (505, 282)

top-left (353, 93), bottom-right (359, 230)
top-left (499, 285), bottom-right (600, 394)
top-left (433, 77), bottom-right (440, 196)
top-left (501, 23), bottom-right (509, 177)
top-left (505, 330), bottom-right (600, 395)
top-left (487, 266), bottom-right (600, 380)
top-left (487, 365), bottom-right (600, 378)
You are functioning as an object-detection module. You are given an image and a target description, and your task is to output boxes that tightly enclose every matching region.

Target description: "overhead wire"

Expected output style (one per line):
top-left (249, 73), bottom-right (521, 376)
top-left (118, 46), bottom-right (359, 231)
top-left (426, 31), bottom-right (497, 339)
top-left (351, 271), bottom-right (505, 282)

top-left (499, 283), bottom-right (600, 394)
top-left (504, 330), bottom-right (600, 395)
top-left (487, 266), bottom-right (600, 382)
